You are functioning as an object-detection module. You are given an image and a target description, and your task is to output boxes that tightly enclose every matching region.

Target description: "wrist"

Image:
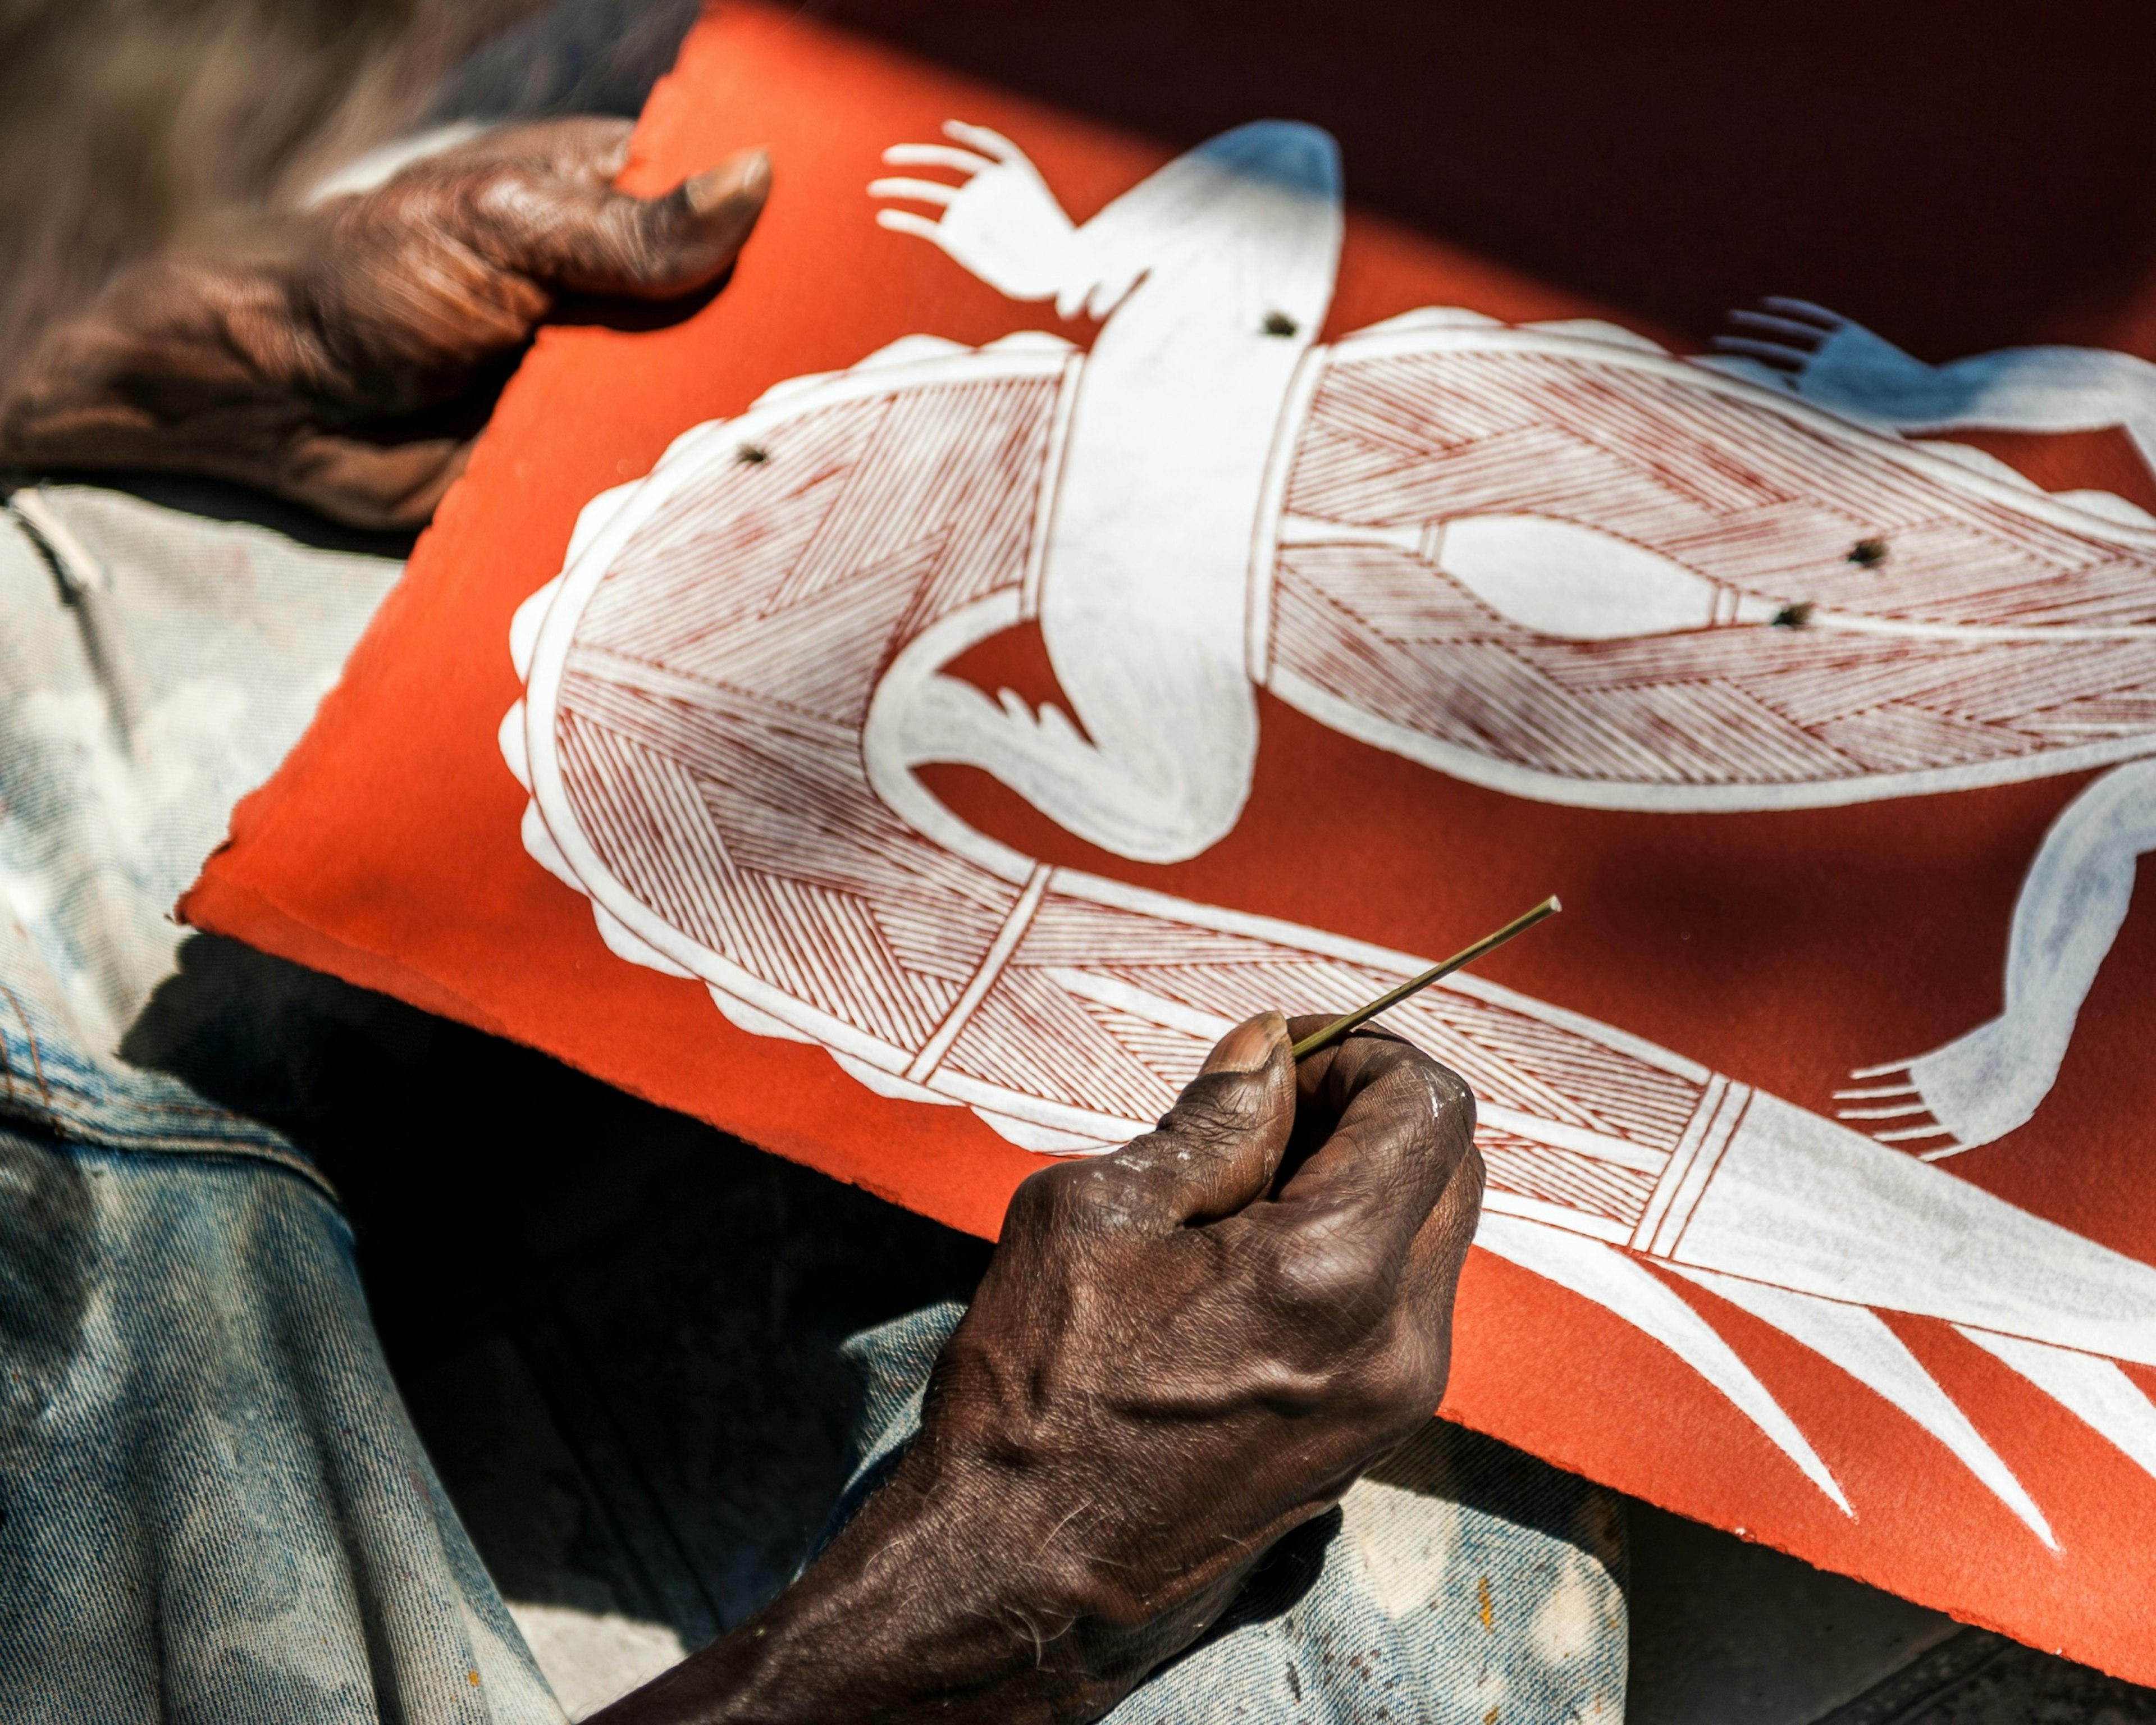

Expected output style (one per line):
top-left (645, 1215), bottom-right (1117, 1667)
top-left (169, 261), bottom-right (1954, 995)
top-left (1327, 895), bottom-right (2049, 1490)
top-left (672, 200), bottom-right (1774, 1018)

top-left (0, 293), bottom-right (171, 474)
top-left (0, 240), bottom-right (310, 478)
top-left (595, 1448), bottom-right (1142, 1725)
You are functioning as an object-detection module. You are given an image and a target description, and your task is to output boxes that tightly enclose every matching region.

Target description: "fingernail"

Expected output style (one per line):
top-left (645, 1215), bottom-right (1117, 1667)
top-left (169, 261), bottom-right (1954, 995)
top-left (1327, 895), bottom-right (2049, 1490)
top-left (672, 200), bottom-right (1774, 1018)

top-left (687, 147), bottom-right (771, 215)
top-left (1202, 1011), bottom-right (1287, 1076)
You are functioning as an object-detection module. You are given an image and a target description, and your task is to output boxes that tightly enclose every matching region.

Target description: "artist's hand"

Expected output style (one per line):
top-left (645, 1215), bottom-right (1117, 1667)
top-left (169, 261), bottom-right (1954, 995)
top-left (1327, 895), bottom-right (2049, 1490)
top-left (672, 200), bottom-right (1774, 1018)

top-left (602, 1011), bottom-right (1482, 1725)
top-left (0, 118), bottom-right (769, 530)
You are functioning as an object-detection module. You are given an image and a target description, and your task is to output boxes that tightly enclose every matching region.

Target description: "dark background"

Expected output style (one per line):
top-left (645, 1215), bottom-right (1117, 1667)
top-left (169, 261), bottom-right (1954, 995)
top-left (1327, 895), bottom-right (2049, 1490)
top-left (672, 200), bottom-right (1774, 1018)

top-left (823, 0), bottom-right (2156, 360)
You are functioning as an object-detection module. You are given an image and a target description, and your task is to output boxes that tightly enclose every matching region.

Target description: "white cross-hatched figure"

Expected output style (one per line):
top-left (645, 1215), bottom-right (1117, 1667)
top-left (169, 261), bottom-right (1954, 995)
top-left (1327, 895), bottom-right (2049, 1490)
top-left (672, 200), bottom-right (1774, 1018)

top-left (870, 124), bottom-right (2156, 1157)
top-left (1715, 299), bottom-right (2156, 1157)
top-left (870, 119), bottom-right (1342, 863)
top-left (517, 119), bottom-right (2156, 1546)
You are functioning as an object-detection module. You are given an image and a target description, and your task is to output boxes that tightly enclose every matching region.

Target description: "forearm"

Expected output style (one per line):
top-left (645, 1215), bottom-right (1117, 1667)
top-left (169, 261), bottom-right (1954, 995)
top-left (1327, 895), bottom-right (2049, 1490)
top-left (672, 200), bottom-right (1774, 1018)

top-left (591, 1019), bottom-right (1478, 1725)
top-left (0, 232), bottom-right (473, 527)
top-left (591, 1457), bottom-right (1126, 1725)
top-left (2, 253), bottom-right (284, 471)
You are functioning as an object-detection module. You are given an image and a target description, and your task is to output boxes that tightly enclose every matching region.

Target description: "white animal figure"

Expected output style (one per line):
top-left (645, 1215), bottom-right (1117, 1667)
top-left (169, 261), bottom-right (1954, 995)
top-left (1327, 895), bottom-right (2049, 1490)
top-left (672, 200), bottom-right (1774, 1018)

top-left (506, 122), bottom-right (2156, 1548)
top-left (871, 122), bottom-right (2156, 1164)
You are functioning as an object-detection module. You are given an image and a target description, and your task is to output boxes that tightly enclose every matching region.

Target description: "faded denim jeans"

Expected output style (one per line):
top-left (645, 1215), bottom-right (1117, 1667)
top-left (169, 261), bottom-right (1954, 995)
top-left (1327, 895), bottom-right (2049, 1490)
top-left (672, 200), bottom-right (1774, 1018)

top-left (0, 485), bottom-right (565, 1722)
top-left (0, 484), bottom-right (1626, 1721)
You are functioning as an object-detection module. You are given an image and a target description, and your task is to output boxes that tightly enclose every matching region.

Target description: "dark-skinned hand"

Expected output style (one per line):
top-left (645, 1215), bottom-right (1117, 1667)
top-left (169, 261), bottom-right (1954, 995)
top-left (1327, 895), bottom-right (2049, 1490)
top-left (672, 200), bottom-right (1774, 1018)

top-left (0, 117), bottom-right (769, 530)
top-left (597, 1008), bottom-right (1483, 1725)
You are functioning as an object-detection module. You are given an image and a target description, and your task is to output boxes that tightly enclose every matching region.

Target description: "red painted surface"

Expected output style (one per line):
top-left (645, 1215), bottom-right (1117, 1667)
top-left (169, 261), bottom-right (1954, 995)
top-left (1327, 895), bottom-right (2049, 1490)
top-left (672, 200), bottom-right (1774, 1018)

top-left (186, 4), bottom-right (2156, 1679)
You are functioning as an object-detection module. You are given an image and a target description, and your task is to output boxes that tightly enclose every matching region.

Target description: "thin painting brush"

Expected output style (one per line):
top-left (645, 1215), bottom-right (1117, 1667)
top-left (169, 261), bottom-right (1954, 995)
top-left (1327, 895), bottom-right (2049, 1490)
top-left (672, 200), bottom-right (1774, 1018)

top-left (1289, 897), bottom-right (1562, 1061)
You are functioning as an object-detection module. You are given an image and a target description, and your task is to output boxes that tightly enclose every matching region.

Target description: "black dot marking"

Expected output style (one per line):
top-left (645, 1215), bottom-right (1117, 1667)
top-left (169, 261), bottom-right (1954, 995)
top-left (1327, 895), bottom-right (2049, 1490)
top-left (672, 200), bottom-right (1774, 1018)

top-left (737, 445), bottom-right (769, 465)
top-left (1262, 311), bottom-right (1300, 337)
top-left (1773, 602), bottom-right (1815, 628)
top-left (1847, 537), bottom-right (1887, 567)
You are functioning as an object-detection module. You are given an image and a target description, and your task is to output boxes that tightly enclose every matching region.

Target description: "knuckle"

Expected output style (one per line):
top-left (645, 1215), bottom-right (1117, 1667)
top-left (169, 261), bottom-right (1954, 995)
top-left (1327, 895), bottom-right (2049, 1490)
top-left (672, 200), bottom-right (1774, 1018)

top-left (631, 192), bottom-right (689, 258)
top-left (1003, 1165), bottom-right (1069, 1239)
top-left (1258, 1222), bottom-right (1384, 1331)
top-left (1414, 1050), bottom-right (1473, 1108)
top-left (1007, 1157), bottom-right (1138, 1239)
top-left (1426, 1061), bottom-right (1476, 1126)
top-left (1368, 1035), bottom-right (1467, 1098)
top-left (1349, 1380), bottom-right (1434, 1446)
top-left (472, 165), bottom-right (546, 217)
top-left (1452, 1139), bottom-right (1488, 1212)
top-left (1368, 1326), bottom-right (1448, 1426)
top-left (1373, 1051), bottom-right (1476, 1144)
top-left (1292, 1302), bottom-right (1446, 1432)
top-left (1008, 1160), bottom-right (1085, 1224)
top-left (1158, 1071), bottom-right (1262, 1144)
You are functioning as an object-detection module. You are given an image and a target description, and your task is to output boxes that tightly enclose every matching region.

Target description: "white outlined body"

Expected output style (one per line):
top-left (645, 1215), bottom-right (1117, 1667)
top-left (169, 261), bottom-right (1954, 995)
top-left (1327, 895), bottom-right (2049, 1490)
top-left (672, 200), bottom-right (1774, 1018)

top-left (505, 123), bottom-right (2156, 1546)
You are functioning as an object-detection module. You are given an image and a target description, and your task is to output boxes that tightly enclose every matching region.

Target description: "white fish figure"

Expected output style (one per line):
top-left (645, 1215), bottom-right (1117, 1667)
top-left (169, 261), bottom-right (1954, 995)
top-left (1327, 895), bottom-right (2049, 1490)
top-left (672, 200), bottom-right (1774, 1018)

top-left (505, 122), bottom-right (2156, 1547)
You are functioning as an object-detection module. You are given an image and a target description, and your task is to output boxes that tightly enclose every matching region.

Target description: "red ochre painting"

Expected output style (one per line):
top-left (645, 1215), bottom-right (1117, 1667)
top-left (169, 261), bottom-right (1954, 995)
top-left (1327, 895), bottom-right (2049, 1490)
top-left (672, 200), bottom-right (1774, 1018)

top-left (186, 3), bottom-right (2156, 1680)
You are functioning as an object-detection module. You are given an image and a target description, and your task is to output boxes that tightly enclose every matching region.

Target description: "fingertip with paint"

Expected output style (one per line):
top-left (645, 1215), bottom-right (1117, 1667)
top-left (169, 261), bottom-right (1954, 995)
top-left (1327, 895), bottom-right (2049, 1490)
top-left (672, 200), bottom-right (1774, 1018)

top-left (1202, 1010), bottom-right (1288, 1075)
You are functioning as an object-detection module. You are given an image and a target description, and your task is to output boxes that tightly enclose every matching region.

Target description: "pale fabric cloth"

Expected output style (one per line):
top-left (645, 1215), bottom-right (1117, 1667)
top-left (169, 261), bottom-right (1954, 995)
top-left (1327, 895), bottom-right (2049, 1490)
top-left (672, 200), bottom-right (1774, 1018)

top-left (0, 487), bottom-right (568, 1723)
